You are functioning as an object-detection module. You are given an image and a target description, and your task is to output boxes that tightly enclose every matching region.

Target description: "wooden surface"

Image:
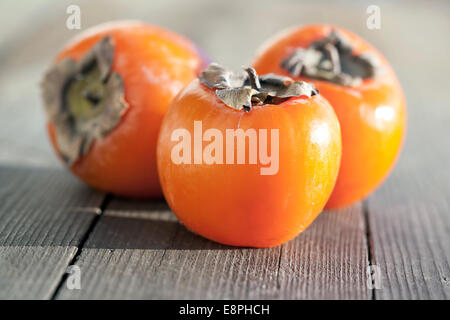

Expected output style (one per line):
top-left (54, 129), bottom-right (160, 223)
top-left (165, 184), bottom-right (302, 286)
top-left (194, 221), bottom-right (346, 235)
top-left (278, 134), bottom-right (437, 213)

top-left (0, 0), bottom-right (448, 300)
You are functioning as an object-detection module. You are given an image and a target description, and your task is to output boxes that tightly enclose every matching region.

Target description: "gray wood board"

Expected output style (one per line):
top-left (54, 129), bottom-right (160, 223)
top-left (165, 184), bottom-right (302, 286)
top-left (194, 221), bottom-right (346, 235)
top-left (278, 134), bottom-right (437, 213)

top-left (56, 199), bottom-right (370, 299)
top-left (0, 166), bottom-right (105, 299)
top-left (367, 112), bottom-right (450, 299)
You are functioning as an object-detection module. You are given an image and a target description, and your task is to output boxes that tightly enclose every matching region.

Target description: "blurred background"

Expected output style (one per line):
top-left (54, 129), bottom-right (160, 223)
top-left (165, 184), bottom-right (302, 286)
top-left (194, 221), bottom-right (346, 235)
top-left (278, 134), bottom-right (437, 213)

top-left (0, 0), bottom-right (449, 173)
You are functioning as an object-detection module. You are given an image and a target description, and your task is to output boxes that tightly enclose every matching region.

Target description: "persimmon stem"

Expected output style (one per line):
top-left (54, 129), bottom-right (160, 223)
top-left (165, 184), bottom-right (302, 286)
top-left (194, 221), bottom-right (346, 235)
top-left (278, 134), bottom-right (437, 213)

top-left (245, 67), bottom-right (261, 90)
top-left (199, 63), bottom-right (318, 111)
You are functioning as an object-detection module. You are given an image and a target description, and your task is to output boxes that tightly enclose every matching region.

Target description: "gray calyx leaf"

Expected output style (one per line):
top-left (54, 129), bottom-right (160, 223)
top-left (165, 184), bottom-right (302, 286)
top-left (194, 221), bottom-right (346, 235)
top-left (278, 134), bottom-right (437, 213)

top-left (281, 31), bottom-right (382, 87)
top-left (199, 63), bottom-right (318, 111)
top-left (41, 36), bottom-right (128, 166)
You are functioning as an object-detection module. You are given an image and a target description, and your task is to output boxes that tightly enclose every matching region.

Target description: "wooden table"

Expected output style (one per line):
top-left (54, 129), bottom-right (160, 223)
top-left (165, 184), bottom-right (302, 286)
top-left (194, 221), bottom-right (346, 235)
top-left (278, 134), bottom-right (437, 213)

top-left (0, 0), bottom-right (449, 299)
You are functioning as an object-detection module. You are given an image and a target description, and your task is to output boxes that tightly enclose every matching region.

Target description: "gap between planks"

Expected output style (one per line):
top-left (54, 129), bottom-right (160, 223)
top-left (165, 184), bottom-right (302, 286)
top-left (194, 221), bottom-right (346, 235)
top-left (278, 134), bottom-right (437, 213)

top-left (49, 194), bottom-right (112, 299)
top-left (363, 200), bottom-right (376, 300)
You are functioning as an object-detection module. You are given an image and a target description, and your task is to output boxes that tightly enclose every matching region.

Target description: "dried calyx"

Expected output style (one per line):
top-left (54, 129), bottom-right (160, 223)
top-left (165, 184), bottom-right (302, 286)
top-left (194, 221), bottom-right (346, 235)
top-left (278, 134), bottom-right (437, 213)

top-left (199, 63), bottom-right (318, 112)
top-left (41, 36), bottom-right (128, 165)
top-left (281, 31), bottom-right (382, 87)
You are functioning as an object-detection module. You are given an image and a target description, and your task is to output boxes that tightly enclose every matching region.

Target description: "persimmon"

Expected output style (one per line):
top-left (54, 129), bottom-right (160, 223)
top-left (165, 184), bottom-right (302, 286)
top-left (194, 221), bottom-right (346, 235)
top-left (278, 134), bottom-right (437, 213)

top-left (252, 24), bottom-right (406, 208)
top-left (41, 21), bottom-right (208, 197)
top-left (157, 64), bottom-right (342, 247)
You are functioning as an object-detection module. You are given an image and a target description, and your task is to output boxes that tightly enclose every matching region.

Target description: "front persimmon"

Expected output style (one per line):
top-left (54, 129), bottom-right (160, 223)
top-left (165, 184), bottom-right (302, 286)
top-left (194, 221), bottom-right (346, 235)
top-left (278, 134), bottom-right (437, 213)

top-left (252, 24), bottom-right (407, 209)
top-left (157, 64), bottom-right (341, 247)
top-left (41, 21), bottom-right (208, 197)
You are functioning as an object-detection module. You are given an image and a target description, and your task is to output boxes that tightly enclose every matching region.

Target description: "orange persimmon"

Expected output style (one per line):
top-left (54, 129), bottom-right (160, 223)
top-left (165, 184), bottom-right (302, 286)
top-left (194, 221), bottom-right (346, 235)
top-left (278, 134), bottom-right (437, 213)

top-left (252, 24), bottom-right (406, 208)
top-left (41, 21), bottom-right (208, 197)
top-left (157, 64), bottom-right (341, 247)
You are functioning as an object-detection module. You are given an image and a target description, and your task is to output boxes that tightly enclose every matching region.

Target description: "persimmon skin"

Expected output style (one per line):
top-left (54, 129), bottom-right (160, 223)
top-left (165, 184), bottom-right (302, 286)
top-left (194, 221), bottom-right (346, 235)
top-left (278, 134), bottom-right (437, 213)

top-left (252, 25), bottom-right (407, 209)
top-left (47, 21), bottom-right (207, 198)
top-left (157, 80), bottom-right (342, 247)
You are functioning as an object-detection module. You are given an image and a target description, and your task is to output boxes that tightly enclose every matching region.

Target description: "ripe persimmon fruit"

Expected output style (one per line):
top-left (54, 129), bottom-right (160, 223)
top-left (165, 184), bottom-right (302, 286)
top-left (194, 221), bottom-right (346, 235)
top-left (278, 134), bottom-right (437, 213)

top-left (157, 64), bottom-right (342, 247)
top-left (41, 21), bottom-right (208, 197)
top-left (252, 24), bottom-right (406, 208)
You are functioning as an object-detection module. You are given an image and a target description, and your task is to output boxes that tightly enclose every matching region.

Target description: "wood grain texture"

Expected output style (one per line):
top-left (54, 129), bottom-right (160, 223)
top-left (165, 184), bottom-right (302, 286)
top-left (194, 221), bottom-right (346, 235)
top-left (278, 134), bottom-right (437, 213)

top-left (56, 199), bottom-right (369, 299)
top-left (278, 203), bottom-right (370, 299)
top-left (367, 111), bottom-right (450, 299)
top-left (0, 166), bottom-right (105, 299)
top-left (0, 246), bottom-right (76, 300)
top-left (368, 172), bottom-right (450, 299)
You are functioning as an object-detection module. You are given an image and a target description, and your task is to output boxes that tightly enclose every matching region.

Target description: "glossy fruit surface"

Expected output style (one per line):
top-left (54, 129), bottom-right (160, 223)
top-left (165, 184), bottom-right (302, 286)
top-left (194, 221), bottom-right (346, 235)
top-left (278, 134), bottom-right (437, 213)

top-left (252, 24), bottom-right (406, 208)
top-left (157, 79), bottom-right (341, 247)
top-left (46, 21), bottom-right (207, 197)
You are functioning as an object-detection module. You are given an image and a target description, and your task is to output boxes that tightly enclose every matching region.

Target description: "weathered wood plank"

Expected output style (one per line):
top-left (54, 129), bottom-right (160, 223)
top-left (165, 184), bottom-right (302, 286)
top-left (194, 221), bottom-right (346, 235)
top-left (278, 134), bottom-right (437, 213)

top-left (54, 200), bottom-right (179, 299)
top-left (0, 246), bottom-right (76, 300)
top-left (278, 203), bottom-right (370, 299)
top-left (56, 199), bottom-right (369, 299)
top-left (0, 166), bottom-right (105, 299)
top-left (55, 199), bottom-right (274, 299)
top-left (368, 172), bottom-right (450, 299)
top-left (367, 118), bottom-right (450, 299)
